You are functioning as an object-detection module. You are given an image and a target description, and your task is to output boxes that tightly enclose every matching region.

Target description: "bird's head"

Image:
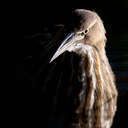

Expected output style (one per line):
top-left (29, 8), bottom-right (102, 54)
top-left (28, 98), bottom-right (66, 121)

top-left (50, 9), bottom-right (106, 63)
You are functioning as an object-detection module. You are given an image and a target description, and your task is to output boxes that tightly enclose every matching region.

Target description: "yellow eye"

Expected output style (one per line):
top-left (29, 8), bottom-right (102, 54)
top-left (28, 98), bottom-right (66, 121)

top-left (80, 32), bottom-right (85, 36)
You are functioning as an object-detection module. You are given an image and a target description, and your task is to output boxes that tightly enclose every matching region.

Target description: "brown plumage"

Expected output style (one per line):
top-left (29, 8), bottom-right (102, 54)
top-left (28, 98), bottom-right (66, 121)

top-left (50, 9), bottom-right (118, 128)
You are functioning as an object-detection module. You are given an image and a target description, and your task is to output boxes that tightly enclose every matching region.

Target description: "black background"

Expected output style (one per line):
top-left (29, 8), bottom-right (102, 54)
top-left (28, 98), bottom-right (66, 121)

top-left (19, 1), bottom-right (128, 127)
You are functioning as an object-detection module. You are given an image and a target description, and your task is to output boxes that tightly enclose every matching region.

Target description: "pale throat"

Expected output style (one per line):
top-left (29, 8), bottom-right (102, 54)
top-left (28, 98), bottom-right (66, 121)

top-left (67, 43), bottom-right (93, 57)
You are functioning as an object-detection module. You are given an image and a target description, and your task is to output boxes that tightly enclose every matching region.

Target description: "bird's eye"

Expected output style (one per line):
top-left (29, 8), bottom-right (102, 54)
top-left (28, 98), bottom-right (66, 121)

top-left (85, 29), bottom-right (88, 34)
top-left (80, 32), bottom-right (85, 36)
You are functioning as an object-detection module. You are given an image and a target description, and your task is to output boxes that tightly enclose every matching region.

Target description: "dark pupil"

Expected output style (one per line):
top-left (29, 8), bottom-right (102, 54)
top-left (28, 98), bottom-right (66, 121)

top-left (85, 29), bottom-right (88, 33)
top-left (81, 32), bottom-right (85, 36)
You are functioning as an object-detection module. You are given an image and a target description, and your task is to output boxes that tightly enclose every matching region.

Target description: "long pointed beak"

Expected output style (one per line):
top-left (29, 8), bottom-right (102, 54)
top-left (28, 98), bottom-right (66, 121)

top-left (50, 32), bottom-right (84, 63)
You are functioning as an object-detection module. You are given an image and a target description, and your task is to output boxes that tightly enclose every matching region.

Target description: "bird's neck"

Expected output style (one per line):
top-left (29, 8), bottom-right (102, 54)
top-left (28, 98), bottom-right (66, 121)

top-left (73, 42), bottom-right (117, 128)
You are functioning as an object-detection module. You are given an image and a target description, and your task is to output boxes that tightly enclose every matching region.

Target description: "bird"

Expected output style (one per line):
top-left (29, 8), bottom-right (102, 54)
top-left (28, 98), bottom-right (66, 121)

top-left (49, 9), bottom-right (118, 128)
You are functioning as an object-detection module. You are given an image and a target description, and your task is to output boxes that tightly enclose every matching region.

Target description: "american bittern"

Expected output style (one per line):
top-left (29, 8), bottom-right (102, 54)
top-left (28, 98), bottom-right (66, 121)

top-left (50, 9), bottom-right (118, 128)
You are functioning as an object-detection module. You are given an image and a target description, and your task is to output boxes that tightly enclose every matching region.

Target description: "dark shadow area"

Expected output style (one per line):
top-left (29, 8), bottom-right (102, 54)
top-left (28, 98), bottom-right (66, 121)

top-left (18, 1), bottom-right (128, 127)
